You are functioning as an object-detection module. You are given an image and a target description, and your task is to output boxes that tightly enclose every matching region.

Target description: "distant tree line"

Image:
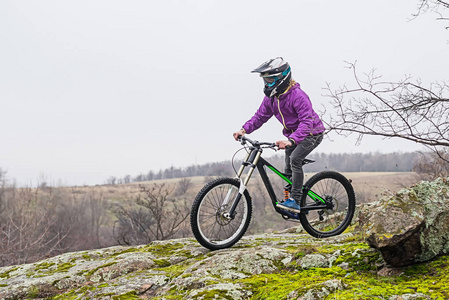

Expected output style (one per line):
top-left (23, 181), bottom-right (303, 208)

top-left (108, 151), bottom-right (421, 185)
top-left (107, 161), bottom-right (233, 185)
top-left (303, 152), bottom-right (420, 172)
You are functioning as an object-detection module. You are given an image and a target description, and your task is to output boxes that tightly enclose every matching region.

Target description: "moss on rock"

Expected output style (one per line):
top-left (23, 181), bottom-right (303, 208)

top-left (2, 178), bottom-right (449, 299)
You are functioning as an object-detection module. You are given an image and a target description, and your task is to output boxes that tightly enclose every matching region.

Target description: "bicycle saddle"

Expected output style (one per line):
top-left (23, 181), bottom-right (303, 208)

top-left (303, 159), bottom-right (315, 165)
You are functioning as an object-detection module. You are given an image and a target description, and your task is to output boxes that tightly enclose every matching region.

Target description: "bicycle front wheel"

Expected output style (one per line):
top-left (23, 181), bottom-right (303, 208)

top-left (299, 171), bottom-right (356, 238)
top-left (190, 177), bottom-right (252, 250)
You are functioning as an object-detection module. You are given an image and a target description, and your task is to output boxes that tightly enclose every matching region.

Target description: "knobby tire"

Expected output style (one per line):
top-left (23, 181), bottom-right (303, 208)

top-left (299, 171), bottom-right (356, 238)
top-left (190, 177), bottom-right (252, 250)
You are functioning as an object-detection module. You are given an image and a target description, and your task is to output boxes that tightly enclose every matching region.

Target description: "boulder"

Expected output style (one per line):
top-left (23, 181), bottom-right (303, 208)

top-left (359, 177), bottom-right (449, 267)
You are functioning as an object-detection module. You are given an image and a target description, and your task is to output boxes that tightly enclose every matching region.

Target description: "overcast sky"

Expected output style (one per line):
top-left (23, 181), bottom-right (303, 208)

top-left (1, 0), bottom-right (448, 186)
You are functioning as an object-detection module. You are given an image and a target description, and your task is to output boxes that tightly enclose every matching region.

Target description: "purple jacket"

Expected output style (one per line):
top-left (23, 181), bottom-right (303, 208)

top-left (242, 83), bottom-right (325, 144)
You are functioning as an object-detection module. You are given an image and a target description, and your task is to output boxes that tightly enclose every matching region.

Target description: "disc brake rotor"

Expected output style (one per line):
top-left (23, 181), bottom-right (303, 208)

top-left (216, 206), bottom-right (232, 225)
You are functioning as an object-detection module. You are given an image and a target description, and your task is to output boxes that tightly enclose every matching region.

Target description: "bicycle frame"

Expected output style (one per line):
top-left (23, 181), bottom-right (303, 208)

top-left (229, 142), bottom-right (329, 220)
top-left (191, 137), bottom-right (356, 249)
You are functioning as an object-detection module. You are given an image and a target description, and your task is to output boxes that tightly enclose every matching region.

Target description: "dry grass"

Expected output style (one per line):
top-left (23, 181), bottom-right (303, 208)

top-left (59, 172), bottom-right (421, 236)
top-left (71, 172), bottom-right (420, 206)
top-left (338, 172), bottom-right (420, 204)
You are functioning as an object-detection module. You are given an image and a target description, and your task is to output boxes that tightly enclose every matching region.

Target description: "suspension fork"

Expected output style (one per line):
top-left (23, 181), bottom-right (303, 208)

top-left (225, 148), bottom-right (262, 219)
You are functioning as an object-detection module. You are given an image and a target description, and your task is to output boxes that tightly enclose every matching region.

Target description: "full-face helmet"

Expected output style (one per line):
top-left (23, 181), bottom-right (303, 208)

top-left (251, 57), bottom-right (292, 97)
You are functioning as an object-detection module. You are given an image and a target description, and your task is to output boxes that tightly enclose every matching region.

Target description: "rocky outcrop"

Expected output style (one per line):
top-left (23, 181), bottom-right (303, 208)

top-left (359, 177), bottom-right (449, 267)
top-left (1, 178), bottom-right (449, 299)
top-left (1, 231), bottom-right (448, 299)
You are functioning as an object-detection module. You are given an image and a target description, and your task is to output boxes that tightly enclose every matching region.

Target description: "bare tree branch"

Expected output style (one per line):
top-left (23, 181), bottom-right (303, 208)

top-left (322, 62), bottom-right (449, 162)
top-left (413, 0), bottom-right (449, 30)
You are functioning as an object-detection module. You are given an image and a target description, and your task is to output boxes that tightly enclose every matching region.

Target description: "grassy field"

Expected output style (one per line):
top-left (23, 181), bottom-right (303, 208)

top-left (85, 171), bottom-right (420, 201)
top-left (333, 172), bottom-right (420, 203)
top-left (98, 171), bottom-right (420, 205)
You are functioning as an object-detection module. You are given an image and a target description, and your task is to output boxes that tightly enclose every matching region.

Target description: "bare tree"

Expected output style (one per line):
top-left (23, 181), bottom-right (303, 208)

top-left (176, 177), bottom-right (192, 195)
top-left (323, 2), bottom-right (449, 176)
top-left (123, 175), bottom-right (132, 184)
top-left (0, 180), bottom-right (113, 267)
top-left (87, 191), bottom-right (108, 248)
top-left (0, 168), bottom-right (7, 211)
top-left (113, 205), bottom-right (155, 245)
top-left (113, 183), bottom-right (190, 245)
top-left (0, 186), bottom-right (70, 266)
top-left (323, 62), bottom-right (449, 162)
top-left (413, 151), bottom-right (449, 178)
top-left (137, 184), bottom-right (190, 241)
top-left (413, 0), bottom-right (449, 30)
top-left (106, 176), bottom-right (117, 185)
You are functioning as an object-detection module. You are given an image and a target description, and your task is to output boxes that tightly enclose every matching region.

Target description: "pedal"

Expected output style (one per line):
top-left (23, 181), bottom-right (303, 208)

top-left (282, 215), bottom-right (301, 223)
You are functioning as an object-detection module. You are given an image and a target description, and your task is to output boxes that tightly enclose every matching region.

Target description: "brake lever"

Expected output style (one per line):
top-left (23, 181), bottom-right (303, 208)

top-left (237, 135), bottom-right (246, 145)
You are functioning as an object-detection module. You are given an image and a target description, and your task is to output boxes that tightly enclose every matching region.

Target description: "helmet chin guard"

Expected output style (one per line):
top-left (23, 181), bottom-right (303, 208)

top-left (252, 57), bottom-right (292, 97)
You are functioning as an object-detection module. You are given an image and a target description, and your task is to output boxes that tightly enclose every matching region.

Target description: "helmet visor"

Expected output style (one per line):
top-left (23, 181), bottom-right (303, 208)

top-left (260, 66), bottom-right (291, 87)
top-left (263, 76), bottom-right (276, 84)
top-left (262, 76), bottom-right (278, 87)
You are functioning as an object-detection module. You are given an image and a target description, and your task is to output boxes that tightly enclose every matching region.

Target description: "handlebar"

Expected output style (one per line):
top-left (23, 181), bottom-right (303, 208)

top-left (237, 135), bottom-right (277, 150)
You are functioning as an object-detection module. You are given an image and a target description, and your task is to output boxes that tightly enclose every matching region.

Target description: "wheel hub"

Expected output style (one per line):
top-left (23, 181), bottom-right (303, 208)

top-left (216, 207), bottom-right (232, 225)
top-left (325, 195), bottom-right (336, 210)
top-left (317, 196), bottom-right (338, 220)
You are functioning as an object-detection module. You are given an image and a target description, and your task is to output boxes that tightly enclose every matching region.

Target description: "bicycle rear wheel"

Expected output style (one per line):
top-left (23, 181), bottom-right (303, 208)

top-left (190, 177), bottom-right (252, 250)
top-left (299, 171), bottom-right (355, 238)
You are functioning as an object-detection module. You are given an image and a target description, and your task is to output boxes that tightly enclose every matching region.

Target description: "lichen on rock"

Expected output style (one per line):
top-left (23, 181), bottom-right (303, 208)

top-left (360, 177), bottom-right (449, 267)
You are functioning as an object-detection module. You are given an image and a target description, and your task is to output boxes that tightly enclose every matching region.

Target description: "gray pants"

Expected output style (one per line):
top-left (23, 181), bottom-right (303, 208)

top-left (285, 133), bottom-right (323, 203)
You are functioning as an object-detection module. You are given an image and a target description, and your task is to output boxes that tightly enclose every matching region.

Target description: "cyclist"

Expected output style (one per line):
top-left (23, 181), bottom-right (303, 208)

top-left (233, 57), bottom-right (325, 213)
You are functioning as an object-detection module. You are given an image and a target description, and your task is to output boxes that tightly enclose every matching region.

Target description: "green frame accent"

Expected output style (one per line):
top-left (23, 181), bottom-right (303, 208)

top-left (307, 190), bottom-right (326, 204)
top-left (267, 165), bottom-right (292, 185)
top-left (266, 165), bottom-right (326, 204)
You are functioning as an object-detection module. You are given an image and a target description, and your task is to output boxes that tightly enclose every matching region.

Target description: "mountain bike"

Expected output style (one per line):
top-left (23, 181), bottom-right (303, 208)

top-left (190, 136), bottom-right (356, 250)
